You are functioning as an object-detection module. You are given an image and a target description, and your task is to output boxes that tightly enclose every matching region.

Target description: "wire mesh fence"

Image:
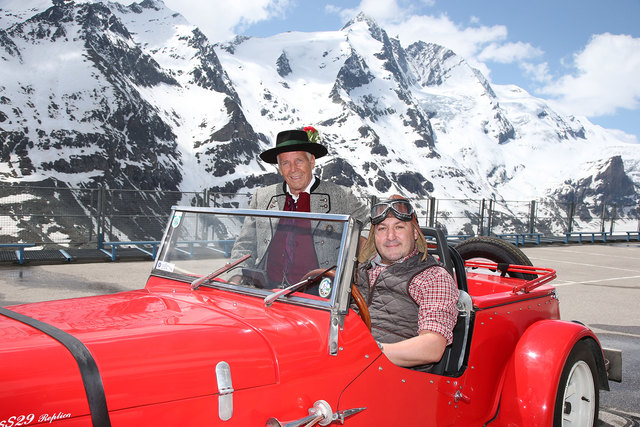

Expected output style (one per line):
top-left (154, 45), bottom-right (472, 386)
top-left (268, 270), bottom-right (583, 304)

top-left (0, 183), bottom-right (638, 247)
top-left (0, 185), bottom-right (253, 247)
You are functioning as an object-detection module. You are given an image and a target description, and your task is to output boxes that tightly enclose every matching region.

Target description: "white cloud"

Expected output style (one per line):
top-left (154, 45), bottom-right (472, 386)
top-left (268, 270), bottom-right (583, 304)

top-left (163, 0), bottom-right (291, 43)
top-left (541, 33), bottom-right (640, 117)
top-left (388, 14), bottom-right (507, 59)
top-left (328, 1), bottom-right (512, 76)
top-left (478, 41), bottom-right (543, 64)
top-left (520, 61), bottom-right (552, 84)
top-left (332, 1), bottom-right (506, 57)
top-left (332, 0), bottom-right (411, 23)
top-left (329, 5), bottom-right (508, 78)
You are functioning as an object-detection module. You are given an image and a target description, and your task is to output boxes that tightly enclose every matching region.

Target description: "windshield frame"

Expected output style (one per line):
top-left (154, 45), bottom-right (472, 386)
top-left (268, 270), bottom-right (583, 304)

top-left (151, 206), bottom-right (360, 311)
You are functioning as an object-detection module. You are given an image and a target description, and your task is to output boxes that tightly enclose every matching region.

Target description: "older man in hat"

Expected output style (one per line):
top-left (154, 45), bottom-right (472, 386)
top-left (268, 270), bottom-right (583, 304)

top-left (231, 127), bottom-right (368, 288)
top-left (356, 196), bottom-right (459, 371)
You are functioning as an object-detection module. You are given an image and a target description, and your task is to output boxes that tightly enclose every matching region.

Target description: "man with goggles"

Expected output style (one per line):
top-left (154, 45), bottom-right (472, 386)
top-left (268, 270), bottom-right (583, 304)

top-left (356, 196), bottom-right (459, 372)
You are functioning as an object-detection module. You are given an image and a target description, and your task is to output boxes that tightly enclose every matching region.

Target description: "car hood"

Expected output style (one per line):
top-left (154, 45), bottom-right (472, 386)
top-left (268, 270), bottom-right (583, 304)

top-left (0, 285), bottom-right (281, 419)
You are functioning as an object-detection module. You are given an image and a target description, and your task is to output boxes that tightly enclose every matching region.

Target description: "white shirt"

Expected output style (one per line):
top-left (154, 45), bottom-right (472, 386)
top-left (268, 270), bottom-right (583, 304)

top-left (286, 175), bottom-right (316, 202)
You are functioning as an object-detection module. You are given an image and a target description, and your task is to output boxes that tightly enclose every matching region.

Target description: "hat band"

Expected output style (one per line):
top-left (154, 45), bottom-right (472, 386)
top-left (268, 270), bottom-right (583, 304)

top-left (277, 139), bottom-right (313, 148)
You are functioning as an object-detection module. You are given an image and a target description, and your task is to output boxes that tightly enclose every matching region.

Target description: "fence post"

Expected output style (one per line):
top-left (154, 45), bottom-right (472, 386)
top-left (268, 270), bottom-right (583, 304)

top-left (609, 204), bottom-right (617, 234)
top-left (428, 197), bottom-right (436, 228)
top-left (369, 195), bottom-right (378, 219)
top-left (96, 185), bottom-right (105, 249)
top-left (478, 199), bottom-right (485, 236)
top-left (487, 199), bottom-right (494, 236)
top-left (567, 202), bottom-right (575, 233)
top-left (528, 200), bottom-right (536, 234)
top-left (108, 188), bottom-right (114, 241)
top-left (89, 188), bottom-right (95, 242)
top-left (422, 197), bottom-right (428, 227)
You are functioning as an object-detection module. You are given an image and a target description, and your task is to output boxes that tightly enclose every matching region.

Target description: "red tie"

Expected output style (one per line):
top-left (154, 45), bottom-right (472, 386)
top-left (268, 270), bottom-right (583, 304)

top-left (297, 192), bottom-right (310, 212)
top-left (284, 192), bottom-right (310, 212)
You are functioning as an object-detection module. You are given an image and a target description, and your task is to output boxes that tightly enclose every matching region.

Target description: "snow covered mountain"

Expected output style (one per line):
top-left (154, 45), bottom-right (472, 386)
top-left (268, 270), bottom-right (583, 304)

top-left (1, 0), bottom-right (638, 239)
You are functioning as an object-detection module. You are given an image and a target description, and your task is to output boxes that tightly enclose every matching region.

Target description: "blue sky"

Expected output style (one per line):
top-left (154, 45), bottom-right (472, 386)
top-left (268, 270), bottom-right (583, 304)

top-left (161, 0), bottom-right (639, 142)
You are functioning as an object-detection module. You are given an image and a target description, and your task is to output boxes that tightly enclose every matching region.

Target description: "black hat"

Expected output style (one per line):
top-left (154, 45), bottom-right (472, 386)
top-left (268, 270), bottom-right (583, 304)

top-left (259, 129), bottom-right (328, 164)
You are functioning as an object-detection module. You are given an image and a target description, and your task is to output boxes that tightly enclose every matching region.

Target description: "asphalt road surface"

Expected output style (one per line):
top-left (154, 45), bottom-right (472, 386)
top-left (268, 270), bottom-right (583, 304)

top-left (1, 242), bottom-right (639, 425)
top-left (521, 243), bottom-right (640, 426)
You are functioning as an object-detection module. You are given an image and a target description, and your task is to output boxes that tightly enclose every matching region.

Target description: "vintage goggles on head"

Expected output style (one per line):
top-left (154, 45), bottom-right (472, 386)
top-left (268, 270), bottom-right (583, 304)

top-left (370, 199), bottom-right (415, 225)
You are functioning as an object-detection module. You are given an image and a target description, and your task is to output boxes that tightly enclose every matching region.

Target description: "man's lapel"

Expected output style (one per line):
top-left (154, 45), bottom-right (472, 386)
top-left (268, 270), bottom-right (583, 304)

top-left (267, 193), bottom-right (287, 211)
top-left (310, 193), bottom-right (330, 214)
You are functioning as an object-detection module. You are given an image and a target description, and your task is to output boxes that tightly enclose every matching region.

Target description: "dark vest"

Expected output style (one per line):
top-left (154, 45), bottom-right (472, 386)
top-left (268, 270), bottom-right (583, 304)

top-left (263, 184), bottom-right (319, 287)
top-left (266, 218), bottom-right (318, 286)
top-left (357, 253), bottom-right (441, 372)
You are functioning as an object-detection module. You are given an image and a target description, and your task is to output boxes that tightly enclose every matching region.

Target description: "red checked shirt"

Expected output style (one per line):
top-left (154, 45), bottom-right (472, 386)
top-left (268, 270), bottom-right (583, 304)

top-left (366, 249), bottom-right (460, 344)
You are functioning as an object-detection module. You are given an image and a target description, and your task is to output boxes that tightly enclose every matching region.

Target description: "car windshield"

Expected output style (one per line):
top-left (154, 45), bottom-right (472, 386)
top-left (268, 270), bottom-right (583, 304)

top-left (151, 207), bottom-right (358, 309)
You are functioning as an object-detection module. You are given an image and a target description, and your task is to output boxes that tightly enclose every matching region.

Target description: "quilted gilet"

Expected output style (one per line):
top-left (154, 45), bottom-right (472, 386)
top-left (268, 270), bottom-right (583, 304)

top-left (356, 253), bottom-right (440, 343)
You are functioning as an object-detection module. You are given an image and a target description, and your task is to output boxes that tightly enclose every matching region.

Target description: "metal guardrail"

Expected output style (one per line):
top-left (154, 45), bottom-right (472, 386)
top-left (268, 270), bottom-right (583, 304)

top-left (625, 231), bottom-right (640, 241)
top-left (99, 241), bottom-right (161, 261)
top-left (0, 243), bottom-right (36, 264)
top-left (565, 231), bottom-right (610, 244)
top-left (496, 233), bottom-right (543, 246)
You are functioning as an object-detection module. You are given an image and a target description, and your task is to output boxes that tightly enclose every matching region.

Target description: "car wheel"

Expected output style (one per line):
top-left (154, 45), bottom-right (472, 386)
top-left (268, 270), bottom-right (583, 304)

top-left (454, 236), bottom-right (535, 279)
top-left (554, 340), bottom-right (599, 426)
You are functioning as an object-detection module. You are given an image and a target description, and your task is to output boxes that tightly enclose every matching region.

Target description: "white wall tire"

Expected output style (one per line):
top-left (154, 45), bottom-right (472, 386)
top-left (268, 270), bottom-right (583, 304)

top-left (554, 341), bottom-right (599, 426)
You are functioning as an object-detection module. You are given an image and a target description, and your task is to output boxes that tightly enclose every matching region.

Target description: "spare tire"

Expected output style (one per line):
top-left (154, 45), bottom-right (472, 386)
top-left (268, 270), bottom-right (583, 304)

top-left (455, 236), bottom-right (535, 280)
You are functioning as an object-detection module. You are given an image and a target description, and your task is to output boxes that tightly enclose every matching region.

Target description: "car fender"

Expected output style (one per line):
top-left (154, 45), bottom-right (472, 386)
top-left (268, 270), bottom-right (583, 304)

top-left (492, 319), bottom-right (605, 425)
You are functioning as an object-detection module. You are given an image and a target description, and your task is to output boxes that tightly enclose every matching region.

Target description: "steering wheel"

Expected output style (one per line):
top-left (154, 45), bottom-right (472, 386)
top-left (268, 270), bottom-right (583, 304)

top-left (301, 268), bottom-right (371, 331)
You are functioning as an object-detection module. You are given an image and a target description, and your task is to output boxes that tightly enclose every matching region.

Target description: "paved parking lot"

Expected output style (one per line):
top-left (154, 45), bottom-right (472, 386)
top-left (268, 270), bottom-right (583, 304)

top-left (521, 243), bottom-right (640, 425)
top-left (0, 260), bottom-right (154, 306)
top-left (1, 242), bottom-right (639, 424)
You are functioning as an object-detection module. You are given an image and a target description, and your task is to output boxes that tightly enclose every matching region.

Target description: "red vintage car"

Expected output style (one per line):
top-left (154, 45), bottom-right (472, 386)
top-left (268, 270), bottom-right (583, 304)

top-left (0, 207), bottom-right (621, 426)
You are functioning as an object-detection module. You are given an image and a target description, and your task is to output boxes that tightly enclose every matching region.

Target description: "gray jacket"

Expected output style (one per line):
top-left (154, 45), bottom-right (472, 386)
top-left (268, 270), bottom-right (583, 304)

top-left (231, 178), bottom-right (368, 271)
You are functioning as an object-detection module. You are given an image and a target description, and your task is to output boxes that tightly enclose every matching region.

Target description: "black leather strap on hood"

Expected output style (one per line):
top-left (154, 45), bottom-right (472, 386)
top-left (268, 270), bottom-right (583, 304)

top-left (0, 307), bottom-right (111, 427)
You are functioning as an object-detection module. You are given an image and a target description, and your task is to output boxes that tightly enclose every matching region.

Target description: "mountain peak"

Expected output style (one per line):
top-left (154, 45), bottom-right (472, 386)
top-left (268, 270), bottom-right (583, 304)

top-left (138, 0), bottom-right (165, 11)
top-left (342, 12), bottom-right (382, 34)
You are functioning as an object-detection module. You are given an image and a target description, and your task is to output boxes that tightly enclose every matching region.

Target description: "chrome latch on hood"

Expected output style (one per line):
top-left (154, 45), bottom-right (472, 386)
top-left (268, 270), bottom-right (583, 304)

top-left (216, 361), bottom-right (234, 421)
top-left (266, 400), bottom-right (366, 426)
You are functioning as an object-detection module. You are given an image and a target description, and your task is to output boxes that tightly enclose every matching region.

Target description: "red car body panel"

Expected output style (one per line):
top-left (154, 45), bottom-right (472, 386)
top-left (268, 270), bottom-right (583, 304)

top-left (495, 320), bottom-right (603, 426)
top-left (2, 285), bottom-right (276, 418)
